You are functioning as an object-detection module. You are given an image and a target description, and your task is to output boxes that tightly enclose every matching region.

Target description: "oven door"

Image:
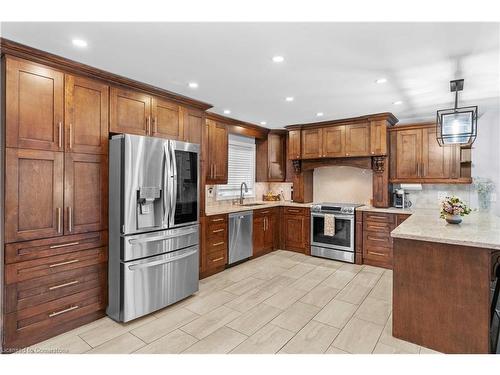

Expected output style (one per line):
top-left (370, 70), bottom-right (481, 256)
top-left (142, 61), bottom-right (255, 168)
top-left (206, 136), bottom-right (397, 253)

top-left (311, 212), bottom-right (354, 252)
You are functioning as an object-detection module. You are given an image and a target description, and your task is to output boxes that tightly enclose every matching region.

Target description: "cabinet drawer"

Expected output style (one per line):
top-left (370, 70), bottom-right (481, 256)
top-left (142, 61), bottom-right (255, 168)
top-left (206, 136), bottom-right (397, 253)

top-left (206, 214), bottom-right (227, 225)
top-left (364, 232), bottom-right (392, 249)
top-left (207, 221), bottom-right (227, 235)
top-left (363, 212), bottom-right (395, 224)
top-left (253, 208), bottom-right (276, 218)
top-left (283, 206), bottom-right (308, 216)
top-left (5, 264), bottom-right (107, 313)
top-left (206, 249), bottom-right (226, 268)
top-left (206, 237), bottom-right (227, 254)
top-left (5, 231), bottom-right (107, 264)
top-left (363, 221), bottom-right (392, 233)
top-left (364, 246), bottom-right (391, 260)
top-left (5, 247), bottom-right (108, 284)
top-left (4, 287), bottom-right (106, 350)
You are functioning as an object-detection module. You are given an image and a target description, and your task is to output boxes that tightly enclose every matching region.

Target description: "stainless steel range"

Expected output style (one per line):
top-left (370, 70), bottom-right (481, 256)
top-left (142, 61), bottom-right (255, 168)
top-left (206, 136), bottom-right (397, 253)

top-left (107, 134), bottom-right (200, 322)
top-left (310, 203), bottom-right (363, 263)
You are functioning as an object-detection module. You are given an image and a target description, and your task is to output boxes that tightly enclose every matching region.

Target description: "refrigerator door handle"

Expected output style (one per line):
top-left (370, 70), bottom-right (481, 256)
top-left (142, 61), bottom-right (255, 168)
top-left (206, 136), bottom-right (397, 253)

top-left (128, 227), bottom-right (199, 244)
top-left (163, 143), bottom-right (170, 226)
top-left (128, 249), bottom-right (197, 270)
top-left (169, 143), bottom-right (178, 227)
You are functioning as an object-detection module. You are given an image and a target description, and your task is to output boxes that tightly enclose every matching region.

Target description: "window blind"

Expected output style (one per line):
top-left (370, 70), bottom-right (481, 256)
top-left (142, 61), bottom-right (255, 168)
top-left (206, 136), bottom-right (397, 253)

top-left (217, 134), bottom-right (255, 199)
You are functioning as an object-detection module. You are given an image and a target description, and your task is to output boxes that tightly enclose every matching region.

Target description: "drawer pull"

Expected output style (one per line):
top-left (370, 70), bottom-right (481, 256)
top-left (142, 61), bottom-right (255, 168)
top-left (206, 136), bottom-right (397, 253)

top-left (49, 305), bottom-right (79, 318)
top-left (212, 229), bottom-right (225, 233)
top-left (49, 241), bottom-right (80, 249)
top-left (287, 209), bottom-right (300, 212)
top-left (49, 259), bottom-right (79, 268)
top-left (212, 241), bottom-right (225, 247)
top-left (211, 256), bottom-right (224, 262)
top-left (211, 218), bottom-right (224, 222)
top-left (367, 215), bottom-right (389, 220)
top-left (367, 236), bottom-right (387, 242)
top-left (260, 211), bottom-right (270, 214)
top-left (367, 225), bottom-right (388, 230)
top-left (369, 251), bottom-right (387, 257)
top-left (49, 280), bottom-right (79, 290)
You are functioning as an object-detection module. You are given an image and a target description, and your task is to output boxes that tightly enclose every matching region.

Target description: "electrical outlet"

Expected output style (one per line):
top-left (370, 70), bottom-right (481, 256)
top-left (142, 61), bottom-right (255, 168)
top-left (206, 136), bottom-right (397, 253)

top-left (207, 186), bottom-right (214, 198)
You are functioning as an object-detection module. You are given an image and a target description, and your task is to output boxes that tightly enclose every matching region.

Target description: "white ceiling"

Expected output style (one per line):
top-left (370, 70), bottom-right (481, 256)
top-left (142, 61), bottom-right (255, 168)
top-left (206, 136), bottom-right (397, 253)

top-left (1, 22), bottom-right (499, 128)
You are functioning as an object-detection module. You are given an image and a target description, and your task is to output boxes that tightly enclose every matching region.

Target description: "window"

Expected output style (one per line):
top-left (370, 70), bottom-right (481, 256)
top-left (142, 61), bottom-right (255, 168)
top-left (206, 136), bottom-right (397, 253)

top-left (217, 134), bottom-right (255, 199)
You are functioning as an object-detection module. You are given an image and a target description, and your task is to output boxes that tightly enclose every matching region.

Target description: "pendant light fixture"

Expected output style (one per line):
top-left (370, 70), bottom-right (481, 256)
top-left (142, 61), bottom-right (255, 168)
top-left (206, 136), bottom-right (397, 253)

top-left (436, 79), bottom-right (477, 146)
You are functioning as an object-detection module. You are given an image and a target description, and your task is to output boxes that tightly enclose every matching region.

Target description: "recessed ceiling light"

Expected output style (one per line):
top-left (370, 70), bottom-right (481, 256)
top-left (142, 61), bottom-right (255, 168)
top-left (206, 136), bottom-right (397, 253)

top-left (375, 78), bottom-right (387, 84)
top-left (285, 97), bottom-right (294, 102)
top-left (272, 56), bottom-right (284, 63)
top-left (188, 82), bottom-right (199, 89)
top-left (72, 38), bottom-right (88, 48)
top-left (260, 121), bottom-right (267, 126)
top-left (223, 109), bottom-right (231, 114)
top-left (316, 112), bottom-right (324, 117)
top-left (393, 100), bottom-right (403, 105)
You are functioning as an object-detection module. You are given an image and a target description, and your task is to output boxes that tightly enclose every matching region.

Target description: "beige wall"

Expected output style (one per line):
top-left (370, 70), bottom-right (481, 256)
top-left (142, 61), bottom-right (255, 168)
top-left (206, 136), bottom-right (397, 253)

top-left (313, 166), bottom-right (373, 205)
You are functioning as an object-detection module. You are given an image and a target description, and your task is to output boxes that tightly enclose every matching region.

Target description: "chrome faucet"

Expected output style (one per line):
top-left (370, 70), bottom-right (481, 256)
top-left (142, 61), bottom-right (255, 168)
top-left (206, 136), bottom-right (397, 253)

top-left (239, 182), bottom-right (248, 205)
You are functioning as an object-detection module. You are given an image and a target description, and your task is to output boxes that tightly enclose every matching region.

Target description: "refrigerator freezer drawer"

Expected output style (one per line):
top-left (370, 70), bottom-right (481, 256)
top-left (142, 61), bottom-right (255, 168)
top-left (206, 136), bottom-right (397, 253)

top-left (121, 224), bottom-right (199, 261)
top-left (120, 245), bottom-right (199, 322)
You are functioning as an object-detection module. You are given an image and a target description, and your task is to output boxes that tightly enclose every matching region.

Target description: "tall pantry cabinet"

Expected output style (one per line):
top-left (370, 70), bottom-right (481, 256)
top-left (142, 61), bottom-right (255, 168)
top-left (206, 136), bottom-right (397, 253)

top-left (2, 56), bottom-right (108, 351)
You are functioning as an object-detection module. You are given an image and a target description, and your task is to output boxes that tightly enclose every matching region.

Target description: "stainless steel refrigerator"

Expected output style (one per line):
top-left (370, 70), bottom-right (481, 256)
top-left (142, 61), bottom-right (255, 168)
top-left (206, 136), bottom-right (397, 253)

top-left (107, 134), bottom-right (200, 322)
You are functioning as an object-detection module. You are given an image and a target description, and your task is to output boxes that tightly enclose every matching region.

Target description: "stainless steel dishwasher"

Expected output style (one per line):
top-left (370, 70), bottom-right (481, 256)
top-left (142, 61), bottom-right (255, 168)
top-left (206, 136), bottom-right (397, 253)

top-left (228, 211), bottom-right (253, 265)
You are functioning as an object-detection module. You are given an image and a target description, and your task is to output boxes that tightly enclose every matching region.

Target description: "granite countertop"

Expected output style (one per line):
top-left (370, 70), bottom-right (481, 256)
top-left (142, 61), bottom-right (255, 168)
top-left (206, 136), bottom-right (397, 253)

top-left (391, 209), bottom-right (500, 250)
top-left (205, 201), bottom-right (313, 216)
top-left (356, 205), bottom-right (415, 215)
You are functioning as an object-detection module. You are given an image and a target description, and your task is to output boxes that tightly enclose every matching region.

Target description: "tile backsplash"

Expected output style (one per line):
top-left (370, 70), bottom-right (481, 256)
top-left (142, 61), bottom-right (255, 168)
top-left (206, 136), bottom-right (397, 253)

top-left (398, 184), bottom-right (475, 210)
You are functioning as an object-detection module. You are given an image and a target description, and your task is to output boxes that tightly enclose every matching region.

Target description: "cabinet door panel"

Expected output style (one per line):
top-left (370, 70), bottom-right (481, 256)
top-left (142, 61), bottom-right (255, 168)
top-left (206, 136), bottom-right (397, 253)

top-left (5, 148), bottom-right (64, 243)
top-left (288, 130), bottom-right (301, 160)
top-left (6, 57), bottom-right (64, 151)
top-left (395, 129), bottom-right (421, 179)
top-left (206, 120), bottom-right (228, 184)
top-left (268, 133), bottom-right (285, 181)
top-left (301, 129), bottom-right (322, 159)
top-left (64, 153), bottom-right (108, 234)
top-left (110, 87), bottom-right (150, 135)
top-left (345, 123), bottom-right (370, 157)
top-left (65, 75), bottom-right (109, 154)
top-left (283, 214), bottom-right (309, 253)
top-left (370, 120), bottom-right (387, 155)
top-left (421, 128), bottom-right (456, 179)
top-left (253, 216), bottom-right (266, 257)
top-left (183, 108), bottom-right (203, 144)
top-left (152, 98), bottom-right (183, 139)
top-left (323, 126), bottom-right (345, 157)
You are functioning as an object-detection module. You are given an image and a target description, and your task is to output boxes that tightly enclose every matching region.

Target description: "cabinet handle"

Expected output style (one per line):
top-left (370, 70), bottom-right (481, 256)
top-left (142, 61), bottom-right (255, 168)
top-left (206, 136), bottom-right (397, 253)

top-left (50, 241), bottom-right (80, 249)
top-left (58, 122), bottom-right (63, 149)
top-left (49, 305), bottom-right (79, 318)
top-left (57, 207), bottom-right (62, 234)
top-left (212, 256), bottom-right (224, 262)
top-left (367, 236), bottom-right (387, 242)
top-left (367, 215), bottom-right (387, 220)
top-left (69, 123), bottom-right (73, 149)
top-left (154, 116), bottom-right (158, 133)
top-left (212, 229), bottom-right (224, 233)
top-left (147, 116), bottom-right (151, 135)
top-left (49, 259), bottom-right (79, 268)
top-left (212, 241), bottom-right (225, 247)
top-left (68, 207), bottom-right (73, 232)
top-left (49, 280), bottom-right (79, 290)
top-left (214, 164), bottom-right (217, 178)
top-left (421, 163), bottom-right (425, 177)
top-left (369, 251), bottom-right (387, 257)
top-left (288, 209), bottom-right (300, 213)
top-left (211, 218), bottom-right (224, 222)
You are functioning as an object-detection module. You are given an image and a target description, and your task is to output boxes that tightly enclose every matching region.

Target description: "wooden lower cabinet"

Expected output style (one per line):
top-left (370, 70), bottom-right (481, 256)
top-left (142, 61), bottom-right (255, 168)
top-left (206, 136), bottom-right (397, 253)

top-left (253, 208), bottom-right (278, 258)
top-left (361, 211), bottom-right (410, 269)
top-left (281, 207), bottom-right (310, 254)
top-left (200, 214), bottom-right (228, 277)
top-left (2, 232), bottom-right (108, 352)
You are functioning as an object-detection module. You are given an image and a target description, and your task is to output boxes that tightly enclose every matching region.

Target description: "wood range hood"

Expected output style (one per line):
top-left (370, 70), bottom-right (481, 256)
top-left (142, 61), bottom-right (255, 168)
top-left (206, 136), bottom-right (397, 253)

top-left (284, 112), bottom-right (398, 207)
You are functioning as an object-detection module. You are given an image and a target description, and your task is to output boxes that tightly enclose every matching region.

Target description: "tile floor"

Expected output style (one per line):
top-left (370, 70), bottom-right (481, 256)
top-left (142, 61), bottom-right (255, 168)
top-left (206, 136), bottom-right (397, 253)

top-left (22, 250), bottom-right (441, 354)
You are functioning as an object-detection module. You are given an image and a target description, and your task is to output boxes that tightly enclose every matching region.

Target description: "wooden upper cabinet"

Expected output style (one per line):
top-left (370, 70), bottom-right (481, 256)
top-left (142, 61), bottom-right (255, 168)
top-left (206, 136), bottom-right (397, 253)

top-left (370, 120), bottom-right (387, 156)
top-left (288, 130), bottom-right (301, 160)
top-left (322, 126), bottom-right (345, 157)
top-left (64, 153), bottom-right (108, 235)
top-left (421, 127), bottom-right (458, 179)
top-left (6, 57), bottom-right (64, 151)
top-left (268, 133), bottom-right (286, 181)
top-left (110, 87), bottom-right (151, 136)
top-left (183, 108), bottom-right (203, 144)
top-left (395, 129), bottom-right (421, 179)
top-left (206, 119), bottom-right (228, 184)
top-left (65, 75), bottom-right (109, 154)
top-left (345, 122), bottom-right (370, 157)
top-left (301, 129), bottom-right (322, 159)
top-left (5, 148), bottom-right (64, 243)
top-left (151, 97), bottom-right (183, 140)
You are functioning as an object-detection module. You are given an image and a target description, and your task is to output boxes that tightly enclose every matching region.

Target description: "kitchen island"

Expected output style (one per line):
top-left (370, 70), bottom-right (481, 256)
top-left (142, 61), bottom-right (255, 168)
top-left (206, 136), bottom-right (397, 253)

top-left (391, 210), bottom-right (500, 353)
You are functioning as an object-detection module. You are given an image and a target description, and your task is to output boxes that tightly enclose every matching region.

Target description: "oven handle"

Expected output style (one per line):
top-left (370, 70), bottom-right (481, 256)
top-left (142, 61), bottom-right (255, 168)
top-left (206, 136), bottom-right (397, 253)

top-left (311, 212), bottom-right (354, 220)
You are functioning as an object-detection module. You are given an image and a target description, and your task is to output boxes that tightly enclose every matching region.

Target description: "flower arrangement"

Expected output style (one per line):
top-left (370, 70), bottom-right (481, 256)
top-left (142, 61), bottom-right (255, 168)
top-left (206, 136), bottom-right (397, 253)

top-left (440, 196), bottom-right (471, 221)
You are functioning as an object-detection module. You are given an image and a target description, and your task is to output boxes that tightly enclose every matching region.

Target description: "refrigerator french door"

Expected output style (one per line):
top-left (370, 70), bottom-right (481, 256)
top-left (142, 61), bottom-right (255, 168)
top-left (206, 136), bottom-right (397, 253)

top-left (108, 134), bottom-right (200, 322)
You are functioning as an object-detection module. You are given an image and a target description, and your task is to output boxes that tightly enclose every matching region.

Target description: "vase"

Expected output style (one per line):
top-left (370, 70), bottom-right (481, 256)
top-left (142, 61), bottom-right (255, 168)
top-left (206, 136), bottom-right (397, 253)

top-left (445, 214), bottom-right (462, 224)
top-left (478, 191), bottom-right (491, 212)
